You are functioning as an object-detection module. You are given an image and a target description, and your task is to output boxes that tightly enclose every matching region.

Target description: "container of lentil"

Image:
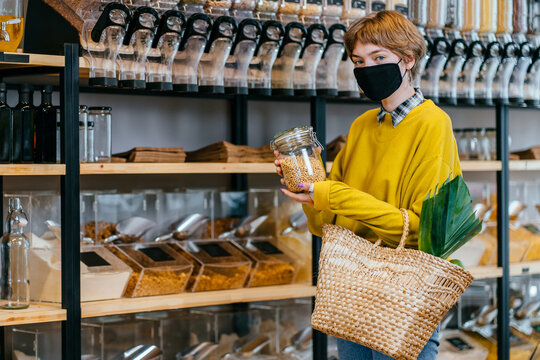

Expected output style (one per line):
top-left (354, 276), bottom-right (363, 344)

top-left (106, 243), bottom-right (193, 297)
top-left (271, 126), bottom-right (326, 193)
top-left (233, 237), bottom-right (298, 287)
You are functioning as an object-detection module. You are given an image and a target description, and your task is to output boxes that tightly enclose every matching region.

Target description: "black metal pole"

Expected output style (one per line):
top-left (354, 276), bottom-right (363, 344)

top-left (231, 94), bottom-right (248, 191)
top-left (60, 43), bottom-right (81, 360)
top-left (496, 102), bottom-right (510, 360)
top-left (310, 96), bottom-right (327, 360)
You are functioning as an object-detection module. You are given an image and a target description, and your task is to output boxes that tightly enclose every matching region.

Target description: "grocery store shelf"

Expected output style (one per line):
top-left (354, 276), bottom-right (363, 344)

top-left (80, 162), bottom-right (278, 174)
top-left (81, 284), bottom-right (316, 318)
top-left (0, 52), bottom-right (64, 69)
top-left (461, 161), bottom-right (502, 171)
top-left (0, 164), bottom-right (66, 176)
top-left (0, 303), bottom-right (66, 326)
top-left (469, 265), bottom-right (502, 279)
top-left (468, 261), bottom-right (540, 280)
top-left (509, 160), bottom-right (540, 171)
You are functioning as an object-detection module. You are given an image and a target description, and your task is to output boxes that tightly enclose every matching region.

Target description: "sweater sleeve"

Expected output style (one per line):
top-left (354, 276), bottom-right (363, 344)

top-left (300, 147), bottom-right (346, 237)
top-left (312, 156), bottom-right (453, 247)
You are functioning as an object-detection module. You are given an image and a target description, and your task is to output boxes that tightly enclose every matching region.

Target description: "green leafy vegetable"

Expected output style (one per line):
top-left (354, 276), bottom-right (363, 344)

top-left (418, 176), bottom-right (483, 259)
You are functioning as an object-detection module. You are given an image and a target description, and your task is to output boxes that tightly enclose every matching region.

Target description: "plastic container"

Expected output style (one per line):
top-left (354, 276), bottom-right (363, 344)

top-left (514, 0), bottom-right (528, 34)
top-left (270, 126), bottom-right (326, 193)
top-left (234, 237), bottom-right (298, 287)
top-left (426, 0), bottom-right (447, 30)
top-left (205, 0), bottom-right (233, 16)
top-left (278, 0), bottom-right (302, 16)
top-left (479, 0), bottom-right (497, 34)
top-left (255, 0), bottom-right (280, 18)
top-left (300, 0), bottom-right (323, 18)
top-left (88, 106), bottom-right (112, 163)
top-left (342, 0), bottom-right (366, 23)
top-left (463, 0), bottom-right (480, 33)
top-left (408, 0), bottom-right (427, 28)
top-left (0, 0), bottom-right (24, 52)
top-left (179, 240), bottom-right (252, 292)
top-left (107, 243), bottom-right (193, 297)
top-left (498, 0), bottom-right (514, 34)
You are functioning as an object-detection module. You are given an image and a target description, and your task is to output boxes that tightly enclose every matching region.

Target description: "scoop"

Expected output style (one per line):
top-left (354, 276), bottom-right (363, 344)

top-left (154, 213), bottom-right (209, 242)
top-left (103, 216), bottom-right (156, 244)
top-left (282, 327), bottom-right (312, 353)
top-left (113, 345), bottom-right (162, 360)
top-left (46, 220), bottom-right (94, 244)
top-left (218, 215), bottom-right (269, 239)
top-left (176, 342), bottom-right (218, 360)
top-left (280, 210), bottom-right (308, 235)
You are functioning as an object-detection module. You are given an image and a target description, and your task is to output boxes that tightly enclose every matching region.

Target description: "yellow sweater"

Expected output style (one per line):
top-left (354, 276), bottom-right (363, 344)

top-left (303, 100), bottom-right (461, 248)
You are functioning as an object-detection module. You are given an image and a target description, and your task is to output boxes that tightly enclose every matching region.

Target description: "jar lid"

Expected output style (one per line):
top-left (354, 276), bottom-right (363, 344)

top-left (89, 106), bottom-right (112, 111)
top-left (271, 126), bottom-right (314, 150)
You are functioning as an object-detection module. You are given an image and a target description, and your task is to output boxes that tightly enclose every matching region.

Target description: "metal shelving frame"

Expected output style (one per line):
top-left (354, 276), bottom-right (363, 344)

top-left (0, 45), bottom-right (513, 360)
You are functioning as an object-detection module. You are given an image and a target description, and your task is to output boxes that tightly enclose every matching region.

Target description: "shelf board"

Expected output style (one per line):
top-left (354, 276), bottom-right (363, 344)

top-left (0, 303), bottom-right (66, 326)
top-left (81, 284), bottom-right (316, 318)
top-left (467, 261), bottom-right (540, 280)
top-left (0, 164), bottom-right (65, 176)
top-left (80, 162), bottom-right (279, 174)
top-left (469, 265), bottom-right (503, 279)
top-left (509, 160), bottom-right (540, 171)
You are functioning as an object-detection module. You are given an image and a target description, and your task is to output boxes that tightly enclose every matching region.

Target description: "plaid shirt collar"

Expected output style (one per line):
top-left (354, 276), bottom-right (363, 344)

top-left (377, 89), bottom-right (425, 127)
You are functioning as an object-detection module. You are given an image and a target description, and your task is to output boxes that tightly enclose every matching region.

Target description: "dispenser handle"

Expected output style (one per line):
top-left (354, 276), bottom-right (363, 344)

top-left (205, 16), bottom-right (237, 53)
top-left (230, 18), bottom-right (262, 54)
top-left (255, 20), bottom-right (284, 55)
top-left (279, 21), bottom-right (306, 57)
top-left (179, 13), bottom-right (213, 51)
top-left (152, 9), bottom-right (185, 48)
top-left (300, 23), bottom-right (328, 58)
top-left (91, 2), bottom-right (132, 43)
top-left (123, 6), bottom-right (160, 46)
top-left (322, 23), bottom-right (346, 58)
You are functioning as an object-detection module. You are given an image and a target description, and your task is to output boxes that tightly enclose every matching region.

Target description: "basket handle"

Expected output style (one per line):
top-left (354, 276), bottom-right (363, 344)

top-left (373, 208), bottom-right (410, 251)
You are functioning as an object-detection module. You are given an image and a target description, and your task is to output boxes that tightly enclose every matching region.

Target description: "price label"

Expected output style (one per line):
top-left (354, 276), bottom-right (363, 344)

top-left (200, 243), bottom-right (232, 257)
top-left (307, 0), bottom-right (322, 5)
top-left (351, 0), bottom-right (366, 9)
top-left (371, 1), bottom-right (385, 11)
top-left (81, 251), bottom-right (111, 267)
top-left (446, 337), bottom-right (473, 351)
top-left (327, 0), bottom-right (344, 6)
top-left (252, 241), bottom-right (283, 255)
top-left (139, 247), bottom-right (175, 262)
top-left (394, 4), bottom-right (408, 15)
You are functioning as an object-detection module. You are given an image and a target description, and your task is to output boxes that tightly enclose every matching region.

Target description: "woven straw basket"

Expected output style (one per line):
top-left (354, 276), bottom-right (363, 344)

top-left (311, 209), bottom-right (474, 360)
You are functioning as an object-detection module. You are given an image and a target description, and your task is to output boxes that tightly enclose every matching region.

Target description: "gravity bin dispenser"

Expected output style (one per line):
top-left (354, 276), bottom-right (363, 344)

top-left (198, 16), bottom-right (238, 93)
top-left (271, 22), bottom-right (307, 96)
top-left (294, 23), bottom-right (328, 96)
top-left (146, 10), bottom-right (186, 91)
top-left (224, 18), bottom-right (262, 94)
top-left (509, 41), bottom-right (534, 106)
top-left (117, 6), bottom-right (160, 89)
top-left (316, 23), bottom-right (346, 96)
top-left (248, 20), bottom-right (285, 96)
top-left (525, 46), bottom-right (540, 107)
top-left (80, 2), bottom-right (132, 87)
top-left (438, 38), bottom-right (468, 105)
top-left (421, 37), bottom-right (450, 104)
top-left (474, 41), bottom-right (503, 106)
top-left (173, 13), bottom-right (212, 92)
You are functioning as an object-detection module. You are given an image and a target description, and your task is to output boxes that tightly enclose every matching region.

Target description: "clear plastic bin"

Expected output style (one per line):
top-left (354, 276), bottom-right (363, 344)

top-left (82, 314), bottom-right (161, 360)
top-left (107, 243), bottom-right (193, 297)
top-left (234, 238), bottom-right (298, 287)
top-left (179, 240), bottom-right (252, 291)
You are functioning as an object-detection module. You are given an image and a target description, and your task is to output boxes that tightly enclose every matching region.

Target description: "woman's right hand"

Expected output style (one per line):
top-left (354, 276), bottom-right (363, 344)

top-left (274, 150), bottom-right (286, 186)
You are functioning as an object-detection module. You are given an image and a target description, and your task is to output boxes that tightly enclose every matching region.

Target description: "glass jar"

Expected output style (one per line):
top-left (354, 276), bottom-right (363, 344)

top-left (88, 106), bottom-right (112, 163)
top-left (278, 0), bottom-right (302, 16)
top-left (232, 0), bottom-right (257, 11)
top-left (342, 0), bottom-right (366, 23)
top-left (497, 0), bottom-right (513, 34)
top-left (463, 0), bottom-right (480, 33)
top-left (479, 127), bottom-right (490, 160)
top-left (322, 0), bottom-right (343, 17)
top-left (479, 0), bottom-right (497, 34)
top-left (79, 105), bottom-right (88, 163)
top-left (300, 0), bottom-right (323, 20)
top-left (456, 129), bottom-right (469, 160)
top-left (0, 0), bottom-right (24, 52)
top-left (426, 0), bottom-right (447, 30)
top-left (468, 128), bottom-right (481, 160)
top-left (487, 128), bottom-right (497, 160)
top-left (255, 0), bottom-right (280, 17)
top-left (271, 126), bottom-right (326, 193)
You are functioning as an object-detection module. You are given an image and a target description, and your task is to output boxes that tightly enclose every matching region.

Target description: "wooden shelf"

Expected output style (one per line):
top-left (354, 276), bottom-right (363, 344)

top-left (0, 303), bottom-right (66, 326)
top-left (468, 261), bottom-right (540, 280)
top-left (80, 162), bottom-right (278, 174)
top-left (469, 265), bottom-right (503, 279)
top-left (81, 284), bottom-right (316, 318)
top-left (0, 164), bottom-right (65, 176)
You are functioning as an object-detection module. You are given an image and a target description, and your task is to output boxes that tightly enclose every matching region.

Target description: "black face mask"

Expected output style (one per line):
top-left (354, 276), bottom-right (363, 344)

top-left (353, 59), bottom-right (405, 101)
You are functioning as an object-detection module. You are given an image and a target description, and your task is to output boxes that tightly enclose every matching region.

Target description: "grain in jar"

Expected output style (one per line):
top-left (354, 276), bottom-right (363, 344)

top-left (342, 0), bottom-right (366, 21)
top-left (322, 0), bottom-right (343, 17)
top-left (300, 0), bottom-right (323, 19)
top-left (255, 0), bottom-right (279, 16)
top-left (497, 0), bottom-right (513, 34)
top-left (479, 0), bottom-right (497, 34)
top-left (278, 0), bottom-right (302, 15)
top-left (463, 0), bottom-right (480, 33)
top-left (232, 0), bottom-right (257, 11)
top-left (426, 0), bottom-right (447, 30)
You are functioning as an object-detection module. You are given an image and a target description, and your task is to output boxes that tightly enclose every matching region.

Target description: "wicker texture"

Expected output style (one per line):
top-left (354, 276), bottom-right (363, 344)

top-left (311, 209), bottom-right (474, 360)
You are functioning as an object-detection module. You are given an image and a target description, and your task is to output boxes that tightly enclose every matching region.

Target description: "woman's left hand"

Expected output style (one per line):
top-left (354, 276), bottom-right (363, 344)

top-left (281, 182), bottom-right (314, 206)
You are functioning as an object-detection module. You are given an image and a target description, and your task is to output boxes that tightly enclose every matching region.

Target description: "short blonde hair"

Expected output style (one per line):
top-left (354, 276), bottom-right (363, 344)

top-left (344, 10), bottom-right (427, 77)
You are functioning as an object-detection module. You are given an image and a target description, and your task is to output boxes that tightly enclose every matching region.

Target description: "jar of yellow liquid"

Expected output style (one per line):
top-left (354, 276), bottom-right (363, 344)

top-left (0, 0), bottom-right (24, 52)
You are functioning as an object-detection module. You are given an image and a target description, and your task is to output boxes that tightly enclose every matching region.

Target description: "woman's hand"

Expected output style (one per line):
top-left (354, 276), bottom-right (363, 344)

top-left (274, 150), bottom-right (314, 206)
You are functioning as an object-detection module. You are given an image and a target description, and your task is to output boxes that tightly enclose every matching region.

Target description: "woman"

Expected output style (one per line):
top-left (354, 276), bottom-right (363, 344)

top-left (274, 10), bottom-right (461, 360)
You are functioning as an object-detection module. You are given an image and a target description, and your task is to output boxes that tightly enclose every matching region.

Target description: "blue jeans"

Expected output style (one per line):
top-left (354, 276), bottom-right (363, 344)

top-left (336, 327), bottom-right (440, 360)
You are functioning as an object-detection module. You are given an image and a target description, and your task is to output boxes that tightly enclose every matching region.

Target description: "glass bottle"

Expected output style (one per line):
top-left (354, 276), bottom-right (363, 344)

top-left (87, 120), bottom-right (95, 163)
top-left (88, 107), bottom-right (112, 163)
top-left (468, 128), bottom-right (481, 160)
top-left (0, 198), bottom-right (30, 309)
top-left (0, 0), bottom-right (24, 52)
top-left (79, 105), bottom-right (88, 163)
top-left (270, 126), bottom-right (326, 193)
top-left (0, 83), bottom-right (12, 163)
top-left (35, 85), bottom-right (57, 163)
top-left (13, 84), bottom-right (36, 163)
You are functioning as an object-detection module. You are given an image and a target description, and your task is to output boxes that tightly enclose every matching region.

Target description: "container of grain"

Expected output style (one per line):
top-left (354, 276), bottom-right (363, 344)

top-left (271, 126), bottom-right (326, 193)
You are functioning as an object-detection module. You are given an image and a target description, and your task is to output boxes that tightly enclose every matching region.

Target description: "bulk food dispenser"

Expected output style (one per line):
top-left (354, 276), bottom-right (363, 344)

top-left (299, 0), bottom-right (323, 26)
top-left (492, 42), bottom-right (520, 104)
top-left (321, 0), bottom-right (343, 27)
top-left (421, 37), bottom-right (450, 103)
top-left (80, 2), bottom-right (132, 87)
top-left (117, 6), bottom-right (159, 89)
top-left (528, 0), bottom-right (540, 46)
top-left (224, 19), bottom-right (262, 94)
top-left (205, 0), bottom-right (233, 17)
top-left (146, 10), bottom-right (185, 91)
top-left (337, 51), bottom-right (360, 97)
top-left (294, 23), bottom-right (328, 96)
top-left (255, 0), bottom-right (280, 20)
top-left (341, 0), bottom-right (366, 27)
top-left (386, 0), bottom-right (407, 15)
top-left (272, 22), bottom-right (307, 95)
top-left (439, 38), bottom-right (468, 105)
top-left (524, 46), bottom-right (540, 107)
top-left (198, 16), bottom-right (238, 93)
top-left (277, 0), bottom-right (302, 24)
top-left (0, 0), bottom-right (24, 52)
top-left (179, 0), bottom-right (206, 17)
top-left (444, 0), bottom-right (464, 40)
top-left (248, 20), bottom-right (285, 95)
top-left (316, 23), bottom-right (346, 96)
top-left (509, 41), bottom-right (534, 105)
top-left (231, 0), bottom-right (257, 20)
top-left (455, 40), bottom-right (486, 105)
top-left (408, 0), bottom-right (427, 35)
top-left (173, 13), bottom-right (213, 92)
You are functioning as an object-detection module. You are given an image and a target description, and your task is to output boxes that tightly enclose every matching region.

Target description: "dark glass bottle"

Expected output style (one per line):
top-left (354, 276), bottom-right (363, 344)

top-left (0, 83), bottom-right (12, 163)
top-left (13, 84), bottom-right (36, 163)
top-left (35, 85), bottom-right (57, 163)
